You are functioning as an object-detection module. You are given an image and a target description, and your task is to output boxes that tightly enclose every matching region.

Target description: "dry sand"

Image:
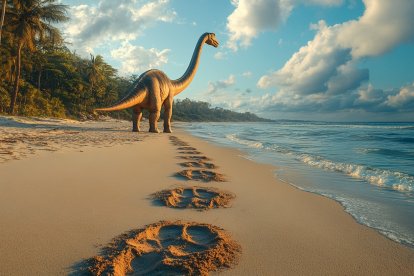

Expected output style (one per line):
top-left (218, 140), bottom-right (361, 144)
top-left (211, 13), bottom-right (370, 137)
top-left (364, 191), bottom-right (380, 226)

top-left (0, 116), bottom-right (413, 275)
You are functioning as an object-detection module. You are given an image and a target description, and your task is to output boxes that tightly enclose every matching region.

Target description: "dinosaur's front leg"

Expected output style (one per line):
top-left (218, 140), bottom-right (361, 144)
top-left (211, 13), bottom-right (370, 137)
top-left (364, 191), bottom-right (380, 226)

top-left (132, 106), bottom-right (142, 132)
top-left (149, 109), bottom-right (160, 133)
top-left (163, 99), bottom-right (173, 133)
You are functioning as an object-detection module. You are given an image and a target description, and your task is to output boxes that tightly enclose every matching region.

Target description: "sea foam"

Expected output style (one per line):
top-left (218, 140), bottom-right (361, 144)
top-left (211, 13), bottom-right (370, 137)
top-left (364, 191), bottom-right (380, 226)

top-left (298, 154), bottom-right (413, 192)
top-left (225, 134), bottom-right (263, 149)
top-left (189, 122), bottom-right (414, 249)
top-left (225, 133), bottom-right (413, 193)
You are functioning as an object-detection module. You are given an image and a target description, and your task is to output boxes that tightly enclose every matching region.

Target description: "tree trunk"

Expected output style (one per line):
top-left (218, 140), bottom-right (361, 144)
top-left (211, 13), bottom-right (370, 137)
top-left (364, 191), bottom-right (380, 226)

top-left (9, 42), bottom-right (23, 114)
top-left (0, 0), bottom-right (6, 45)
top-left (37, 67), bottom-right (42, 91)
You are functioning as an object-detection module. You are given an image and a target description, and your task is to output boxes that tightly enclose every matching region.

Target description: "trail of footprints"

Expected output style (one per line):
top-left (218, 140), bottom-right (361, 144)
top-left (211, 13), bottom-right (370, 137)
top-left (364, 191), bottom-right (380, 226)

top-left (85, 135), bottom-right (240, 275)
top-left (170, 136), bottom-right (226, 183)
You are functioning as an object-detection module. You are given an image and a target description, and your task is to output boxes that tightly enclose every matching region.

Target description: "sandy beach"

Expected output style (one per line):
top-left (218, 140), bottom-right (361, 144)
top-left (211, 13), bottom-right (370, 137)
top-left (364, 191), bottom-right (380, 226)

top-left (0, 116), bottom-right (413, 275)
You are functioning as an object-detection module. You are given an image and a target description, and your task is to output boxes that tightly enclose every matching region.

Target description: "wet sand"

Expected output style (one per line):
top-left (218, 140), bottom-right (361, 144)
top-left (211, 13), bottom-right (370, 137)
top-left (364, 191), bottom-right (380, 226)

top-left (0, 116), bottom-right (413, 275)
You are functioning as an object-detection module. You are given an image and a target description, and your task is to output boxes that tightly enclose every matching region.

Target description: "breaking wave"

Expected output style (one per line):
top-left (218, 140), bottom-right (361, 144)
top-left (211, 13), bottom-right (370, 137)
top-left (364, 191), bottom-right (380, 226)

top-left (298, 154), bottom-right (413, 192)
top-left (225, 134), bottom-right (263, 149)
top-left (225, 133), bottom-right (413, 193)
top-left (188, 122), bottom-right (414, 249)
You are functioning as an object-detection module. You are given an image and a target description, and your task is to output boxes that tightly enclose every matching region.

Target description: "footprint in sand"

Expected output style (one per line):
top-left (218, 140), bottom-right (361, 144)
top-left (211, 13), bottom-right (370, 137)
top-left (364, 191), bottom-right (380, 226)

top-left (169, 136), bottom-right (190, 147)
top-left (177, 146), bottom-right (197, 151)
top-left (169, 136), bottom-right (184, 142)
top-left (87, 221), bottom-right (241, 276)
top-left (179, 161), bottom-right (217, 169)
top-left (152, 186), bottom-right (235, 210)
top-left (176, 169), bottom-right (226, 182)
top-left (177, 155), bottom-right (211, 162)
top-left (178, 150), bottom-right (203, 155)
top-left (172, 141), bottom-right (190, 147)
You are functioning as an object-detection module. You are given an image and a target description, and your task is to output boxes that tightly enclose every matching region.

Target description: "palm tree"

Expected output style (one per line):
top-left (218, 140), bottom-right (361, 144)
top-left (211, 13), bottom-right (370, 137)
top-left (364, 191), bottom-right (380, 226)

top-left (85, 54), bottom-right (117, 108)
top-left (0, 0), bottom-right (6, 45)
top-left (86, 54), bottom-right (105, 93)
top-left (8, 0), bottom-right (68, 114)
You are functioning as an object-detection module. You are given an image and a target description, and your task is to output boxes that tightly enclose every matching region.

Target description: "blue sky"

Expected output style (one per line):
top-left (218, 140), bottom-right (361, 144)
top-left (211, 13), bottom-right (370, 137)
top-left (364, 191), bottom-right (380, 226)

top-left (61, 0), bottom-right (414, 121)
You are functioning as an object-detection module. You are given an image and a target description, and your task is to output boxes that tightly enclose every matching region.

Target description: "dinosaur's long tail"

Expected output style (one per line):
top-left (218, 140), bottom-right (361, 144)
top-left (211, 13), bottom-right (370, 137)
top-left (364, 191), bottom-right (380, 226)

top-left (95, 86), bottom-right (148, 112)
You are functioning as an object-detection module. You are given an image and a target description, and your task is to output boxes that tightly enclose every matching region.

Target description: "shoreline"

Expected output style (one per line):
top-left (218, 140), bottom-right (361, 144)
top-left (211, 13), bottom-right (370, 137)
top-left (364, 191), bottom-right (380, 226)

top-left (182, 121), bottom-right (414, 249)
top-left (0, 118), bottom-right (413, 275)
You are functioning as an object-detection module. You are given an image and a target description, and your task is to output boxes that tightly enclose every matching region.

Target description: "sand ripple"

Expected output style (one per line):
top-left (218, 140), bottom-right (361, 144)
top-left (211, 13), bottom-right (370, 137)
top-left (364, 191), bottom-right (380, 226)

top-left (0, 117), bottom-right (143, 163)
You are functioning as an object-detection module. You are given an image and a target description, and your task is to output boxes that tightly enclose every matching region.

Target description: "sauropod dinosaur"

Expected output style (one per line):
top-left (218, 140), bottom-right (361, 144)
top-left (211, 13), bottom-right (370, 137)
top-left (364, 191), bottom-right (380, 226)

top-left (95, 32), bottom-right (219, 133)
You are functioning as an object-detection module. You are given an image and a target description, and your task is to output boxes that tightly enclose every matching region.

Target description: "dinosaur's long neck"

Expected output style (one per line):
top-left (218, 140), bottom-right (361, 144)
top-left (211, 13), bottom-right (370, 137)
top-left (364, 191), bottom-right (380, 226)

top-left (172, 33), bottom-right (208, 96)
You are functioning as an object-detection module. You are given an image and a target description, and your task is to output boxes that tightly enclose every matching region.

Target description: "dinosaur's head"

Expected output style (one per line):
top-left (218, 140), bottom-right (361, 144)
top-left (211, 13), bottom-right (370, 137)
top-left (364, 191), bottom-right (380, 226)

top-left (206, 33), bottom-right (219, 48)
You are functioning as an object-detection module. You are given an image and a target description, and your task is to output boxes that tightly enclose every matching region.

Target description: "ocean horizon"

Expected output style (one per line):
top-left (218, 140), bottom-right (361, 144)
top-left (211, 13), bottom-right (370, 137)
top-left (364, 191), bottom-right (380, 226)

top-left (183, 121), bottom-right (414, 248)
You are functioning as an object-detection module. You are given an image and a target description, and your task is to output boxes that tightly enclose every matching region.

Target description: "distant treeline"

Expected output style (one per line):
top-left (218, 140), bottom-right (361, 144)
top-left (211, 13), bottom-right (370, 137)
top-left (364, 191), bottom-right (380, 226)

top-left (171, 98), bottom-right (271, 122)
top-left (0, 0), bottom-right (268, 122)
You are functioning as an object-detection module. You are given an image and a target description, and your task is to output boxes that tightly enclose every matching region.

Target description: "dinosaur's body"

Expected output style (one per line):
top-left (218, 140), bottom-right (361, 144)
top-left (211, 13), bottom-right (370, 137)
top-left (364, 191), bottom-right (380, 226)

top-left (95, 33), bottom-right (219, 133)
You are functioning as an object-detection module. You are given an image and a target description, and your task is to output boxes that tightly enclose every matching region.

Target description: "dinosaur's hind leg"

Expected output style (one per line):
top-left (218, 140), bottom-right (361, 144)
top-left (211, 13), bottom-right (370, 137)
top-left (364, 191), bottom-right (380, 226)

top-left (148, 83), bottom-right (161, 133)
top-left (163, 98), bottom-right (173, 133)
top-left (132, 106), bottom-right (142, 132)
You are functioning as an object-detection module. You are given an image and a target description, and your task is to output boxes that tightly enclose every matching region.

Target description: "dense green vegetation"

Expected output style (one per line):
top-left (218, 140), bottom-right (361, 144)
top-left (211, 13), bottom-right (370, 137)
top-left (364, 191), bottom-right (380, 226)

top-left (0, 0), bottom-right (269, 122)
top-left (0, 0), bottom-right (133, 119)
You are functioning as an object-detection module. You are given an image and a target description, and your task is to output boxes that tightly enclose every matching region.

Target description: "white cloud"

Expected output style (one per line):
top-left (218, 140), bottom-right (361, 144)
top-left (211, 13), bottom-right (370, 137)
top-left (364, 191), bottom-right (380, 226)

top-left (352, 83), bottom-right (414, 112)
top-left (214, 51), bottom-right (226, 60)
top-left (243, 81), bottom-right (414, 114)
top-left (301, 0), bottom-right (343, 6)
top-left (199, 75), bottom-right (265, 112)
top-left (356, 84), bottom-right (384, 103)
top-left (62, 0), bottom-right (176, 76)
top-left (207, 75), bottom-right (236, 94)
top-left (258, 21), bottom-right (362, 94)
top-left (256, 0), bottom-right (414, 113)
top-left (197, 80), bottom-right (411, 117)
top-left (111, 42), bottom-right (170, 75)
top-left (64, 0), bottom-right (176, 54)
top-left (200, 90), bottom-right (257, 111)
top-left (336, 0), bottom-right (414, 58)
top-left (386, 82), bottom-right (414, 109)
top-left (226, 0), bottom-right (293, 51)
top-left (242, 71), bottom-right (252, 78)
top-left (225, 0), bottom-right (345, 51)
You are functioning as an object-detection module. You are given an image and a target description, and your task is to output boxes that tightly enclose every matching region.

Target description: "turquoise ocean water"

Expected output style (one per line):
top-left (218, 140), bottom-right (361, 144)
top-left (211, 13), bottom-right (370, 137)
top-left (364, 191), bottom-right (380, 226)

top-left (183, 121), bottom-right (414, 248)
